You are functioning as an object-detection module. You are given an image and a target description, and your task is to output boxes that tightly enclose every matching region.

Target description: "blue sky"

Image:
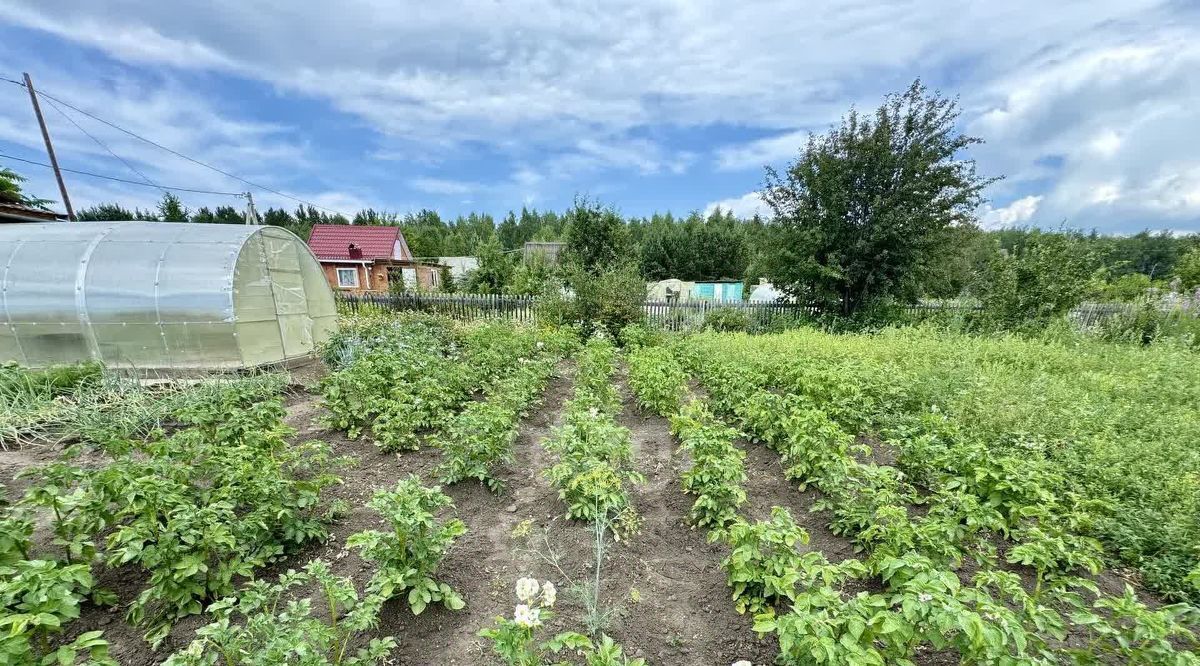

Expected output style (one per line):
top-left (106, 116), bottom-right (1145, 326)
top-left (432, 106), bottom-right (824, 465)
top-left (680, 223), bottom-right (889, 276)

top-left (1, 0), bottom-right (1199, 233)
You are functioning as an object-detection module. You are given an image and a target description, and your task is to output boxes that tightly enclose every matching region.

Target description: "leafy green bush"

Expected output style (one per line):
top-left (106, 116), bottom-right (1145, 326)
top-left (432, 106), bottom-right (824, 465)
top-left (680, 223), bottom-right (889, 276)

top-left (0, 559), bottom-right (116, 666)
top-left (670, 401), bottom-right (747, 531)
top-left (566, 264), bottom-right (647, 339)
top-left (346, 476), bottom-right (467, 615)
top-left (625, 346), bottom-right (687, 416)
top-left (704, 307), bottom-right (749, 332)
top-left (165, 560), bottom-right (395, 666)
top-left (974, 231), bottom-right (1095, 332)
top-left (437, 358), bottom-right (555, 491)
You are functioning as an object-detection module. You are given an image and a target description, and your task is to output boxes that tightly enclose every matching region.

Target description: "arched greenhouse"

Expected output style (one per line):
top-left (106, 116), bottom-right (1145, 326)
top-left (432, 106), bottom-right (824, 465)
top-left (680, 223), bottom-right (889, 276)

top-left (0, 222), bottom-right (338, 370)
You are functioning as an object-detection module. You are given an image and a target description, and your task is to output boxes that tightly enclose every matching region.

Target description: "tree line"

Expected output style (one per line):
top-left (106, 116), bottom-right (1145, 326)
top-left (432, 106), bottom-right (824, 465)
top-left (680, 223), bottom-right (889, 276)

top-left (4, 76), bottom-right (1200, 330)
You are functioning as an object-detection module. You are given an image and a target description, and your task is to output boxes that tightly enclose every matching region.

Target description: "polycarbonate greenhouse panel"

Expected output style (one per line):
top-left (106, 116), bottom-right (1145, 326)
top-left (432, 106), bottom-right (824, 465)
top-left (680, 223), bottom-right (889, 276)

top-left (0, 222), bottom-right (337, 370)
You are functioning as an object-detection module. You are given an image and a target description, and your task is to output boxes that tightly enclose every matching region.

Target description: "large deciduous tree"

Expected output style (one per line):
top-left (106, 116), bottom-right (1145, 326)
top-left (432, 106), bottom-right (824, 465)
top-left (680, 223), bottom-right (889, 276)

top-left (760, 80), bottom-right (993, 316)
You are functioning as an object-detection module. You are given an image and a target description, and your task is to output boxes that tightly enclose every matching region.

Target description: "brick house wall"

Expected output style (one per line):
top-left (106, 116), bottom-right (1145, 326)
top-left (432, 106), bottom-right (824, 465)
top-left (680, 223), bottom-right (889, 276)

top-left (321, 262), bottom-right (442, 293)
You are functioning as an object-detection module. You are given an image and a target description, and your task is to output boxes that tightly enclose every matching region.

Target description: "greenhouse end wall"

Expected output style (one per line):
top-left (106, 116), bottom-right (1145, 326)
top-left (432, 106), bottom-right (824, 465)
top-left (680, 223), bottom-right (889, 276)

top-left (0, 222), bottom-right (337, 371)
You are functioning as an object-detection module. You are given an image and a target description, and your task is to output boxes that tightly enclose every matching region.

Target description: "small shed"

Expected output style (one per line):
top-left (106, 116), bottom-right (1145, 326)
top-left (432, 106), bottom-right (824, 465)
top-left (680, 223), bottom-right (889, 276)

top-left (693, 280), bottom-right (745, 302)
top-left (0, 222), bottom-right (337, 370)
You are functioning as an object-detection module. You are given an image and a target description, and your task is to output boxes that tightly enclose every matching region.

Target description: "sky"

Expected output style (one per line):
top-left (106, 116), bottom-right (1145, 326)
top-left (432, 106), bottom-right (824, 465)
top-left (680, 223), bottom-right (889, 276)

top-left (1, 1), bottom-right (1198, 233)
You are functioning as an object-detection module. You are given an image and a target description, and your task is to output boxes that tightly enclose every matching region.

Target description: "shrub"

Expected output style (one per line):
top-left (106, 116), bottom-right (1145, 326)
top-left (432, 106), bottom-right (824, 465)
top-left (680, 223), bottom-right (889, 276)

top-left (346, 476), bottom-right (467, 615)
top-left (165, 560), bottom-right (395, 666)
top-left (567, 264), bottom-right (647, 338)
top-left (704, 307), bottom-right (749, 332)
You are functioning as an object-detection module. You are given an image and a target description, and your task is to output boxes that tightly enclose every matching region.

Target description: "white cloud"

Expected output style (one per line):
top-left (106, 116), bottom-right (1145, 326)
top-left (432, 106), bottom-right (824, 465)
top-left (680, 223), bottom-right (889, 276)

top-left (408, 177), bottom-right (478, 195)
top-left (715, 131), bottom-right (809, 171)
top-left (1, 0), bottom-right (1199, 230)
top-left (1089, 130), bottom-right (1122, 157)
top-left (980, 195), bottom-right (1043, 229)
top-left (704, 191), bottom-right (769, 219)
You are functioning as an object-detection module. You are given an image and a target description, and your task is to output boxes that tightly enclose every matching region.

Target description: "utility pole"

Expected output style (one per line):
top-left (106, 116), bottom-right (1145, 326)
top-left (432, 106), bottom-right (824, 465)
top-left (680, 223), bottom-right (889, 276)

top-left (23, 72), bottom-right (75, 221)
top-left (243, 191), bottom-right (260, 225)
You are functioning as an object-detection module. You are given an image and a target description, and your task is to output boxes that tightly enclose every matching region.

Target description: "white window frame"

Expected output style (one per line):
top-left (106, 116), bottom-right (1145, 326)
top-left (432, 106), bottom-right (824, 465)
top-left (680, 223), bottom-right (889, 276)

top-left (336, 267), bottom-right (360, 288)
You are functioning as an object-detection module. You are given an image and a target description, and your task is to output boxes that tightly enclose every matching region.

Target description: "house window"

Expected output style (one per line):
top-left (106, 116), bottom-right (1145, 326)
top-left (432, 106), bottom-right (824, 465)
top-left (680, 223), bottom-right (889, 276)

top-left (336, 267), bottom-right (359, 288)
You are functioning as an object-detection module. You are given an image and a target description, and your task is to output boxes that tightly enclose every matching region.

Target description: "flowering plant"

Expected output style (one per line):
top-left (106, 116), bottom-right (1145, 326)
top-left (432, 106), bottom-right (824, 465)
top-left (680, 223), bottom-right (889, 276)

top-left (480, 577), bottom-right (644, 666)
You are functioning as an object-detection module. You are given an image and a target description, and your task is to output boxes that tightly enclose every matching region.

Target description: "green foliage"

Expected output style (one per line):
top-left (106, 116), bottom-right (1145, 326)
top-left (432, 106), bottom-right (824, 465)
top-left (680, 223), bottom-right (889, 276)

top-left (0, 559), bottom-right (116, 666)
top-left (544, 339), bottom-right (643, 524)
top-left (0, 167), bottom-right (52, 209)
top-left (437, 356), bottom-right (557, 491)
top-left (18, 381), bottom-right (344, 644)
top-left (639, 209), bottom-right (750, 282)
top-left (975, 231), bottom-right (1096, 331)
top-left (346, 476), bottom-right (467, 615)
top-left (156, 192), bottom-right (189, 222)
top-left (1176, 247), bottom-right (1200, 290)
top-left (759, 79), bottom-right (992, 316)
top-left (465, 237), bottom-right (515, 294)
top-left (625, 346), bottom-right (687, 416)
top-left (480, 577), bottom-right (644, 666)
top-left (1069, 586), bottom-right (1200, 664)
top-left (670, 401), bottom-right (747, 531)
top-left (165, 560), bottom-right (395, 666)
top-left (563, 197), bottom-right (629, 273)
top-left (0, 362), bottom-right (103, 399)
top-left (507, 253), bottom-right (558, 296)
top-left (685, 326), bottom-right (1200, 608)
top-left (703, 307), bottom-right (749, 332)
top-left (321, 320), bottom-right (534, 451)
top-left (566, 263), bottom-right (647, 338)
top-left (722, 508), bottom-right (859, 615)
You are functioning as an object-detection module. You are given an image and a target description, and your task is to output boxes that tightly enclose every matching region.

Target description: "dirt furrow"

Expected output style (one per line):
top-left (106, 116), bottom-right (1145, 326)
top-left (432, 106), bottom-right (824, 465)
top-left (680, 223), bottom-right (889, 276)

top-left (608, 368), bottom-right (777, 666)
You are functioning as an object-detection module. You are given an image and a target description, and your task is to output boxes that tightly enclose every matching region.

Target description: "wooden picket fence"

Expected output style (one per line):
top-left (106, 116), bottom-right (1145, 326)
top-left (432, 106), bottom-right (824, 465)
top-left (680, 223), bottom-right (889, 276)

top-left (336, 292), bottom-right (821, 332)
top-left (337, 292), bottom-right (536, 323)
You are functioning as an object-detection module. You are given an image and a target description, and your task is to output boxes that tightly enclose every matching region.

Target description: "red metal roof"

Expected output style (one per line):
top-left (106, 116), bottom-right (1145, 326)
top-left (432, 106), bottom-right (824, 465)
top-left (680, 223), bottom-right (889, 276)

top-left (307, 224), bottom-right (412, 261)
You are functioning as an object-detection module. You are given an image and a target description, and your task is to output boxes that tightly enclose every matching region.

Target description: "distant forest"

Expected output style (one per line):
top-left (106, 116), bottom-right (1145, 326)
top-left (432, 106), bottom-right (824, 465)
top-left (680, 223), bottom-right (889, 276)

top-left (68, 192), bottom-right (1200, 303)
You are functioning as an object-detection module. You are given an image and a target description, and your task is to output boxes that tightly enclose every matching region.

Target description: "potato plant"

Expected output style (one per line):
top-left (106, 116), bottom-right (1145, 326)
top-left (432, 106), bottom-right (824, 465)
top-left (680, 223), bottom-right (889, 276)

top-left (543, 338), bottom-right (644, 525)
top-left (346, 475), bottom-right (467, 615)
top-left (437, 356), bottom-right (557, 491)
top-left (0, 558), bottom-right (116, 666)
top-left (625, 346), bottom-right (687, 416)
top-left (165, 560), bottom-right (395, 666)
top-left (15, 380), bottom-right (344, 646)
top-left (669, 400), bottom-right (747, 531)
top-left (321, 321), bottom-right (539, 452)
top-left (684, 331), bottom-right (1200, 662)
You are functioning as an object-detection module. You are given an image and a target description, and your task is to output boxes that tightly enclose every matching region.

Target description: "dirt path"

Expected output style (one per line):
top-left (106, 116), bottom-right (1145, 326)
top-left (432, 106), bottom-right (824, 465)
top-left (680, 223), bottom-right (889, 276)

top-left (608, 368), bottom-right (777, 665)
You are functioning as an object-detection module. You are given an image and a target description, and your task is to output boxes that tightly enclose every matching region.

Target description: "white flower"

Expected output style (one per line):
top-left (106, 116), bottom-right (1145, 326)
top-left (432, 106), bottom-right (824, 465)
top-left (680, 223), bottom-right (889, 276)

top-left (515, 577), bottom-right (540, 602)
top-left (536, 341), bottom-right (545, 349)
top-left (588, 407), bottom-right (599, 418)
top-left (541, 581), bottom-right (557, 607)
top-left (732, 661), bottom-right (753, 666)
top-left (918, 593), bottom-right (933, 603)
top-left (513, 604), bottom-right (535, 627)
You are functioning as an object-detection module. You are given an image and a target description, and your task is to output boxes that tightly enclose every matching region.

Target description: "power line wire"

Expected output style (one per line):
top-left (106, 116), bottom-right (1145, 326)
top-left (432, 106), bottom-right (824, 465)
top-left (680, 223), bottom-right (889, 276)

top-left (41, 94), bottom-right (165, 194)
top-left (2, 74), bottom-right (351, 217)
top-left (0, 152), bottom-right (246, 196)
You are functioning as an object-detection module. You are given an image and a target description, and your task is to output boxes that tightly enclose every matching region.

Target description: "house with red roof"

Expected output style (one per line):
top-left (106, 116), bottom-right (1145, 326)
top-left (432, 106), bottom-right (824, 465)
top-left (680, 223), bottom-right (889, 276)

top-left (307, 224), bottom-right (444, 293)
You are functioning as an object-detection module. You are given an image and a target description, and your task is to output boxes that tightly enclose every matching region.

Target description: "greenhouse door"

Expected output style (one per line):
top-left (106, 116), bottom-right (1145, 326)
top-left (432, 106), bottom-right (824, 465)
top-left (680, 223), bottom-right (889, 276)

top-left (262, 234), bottom-right (315, 359)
